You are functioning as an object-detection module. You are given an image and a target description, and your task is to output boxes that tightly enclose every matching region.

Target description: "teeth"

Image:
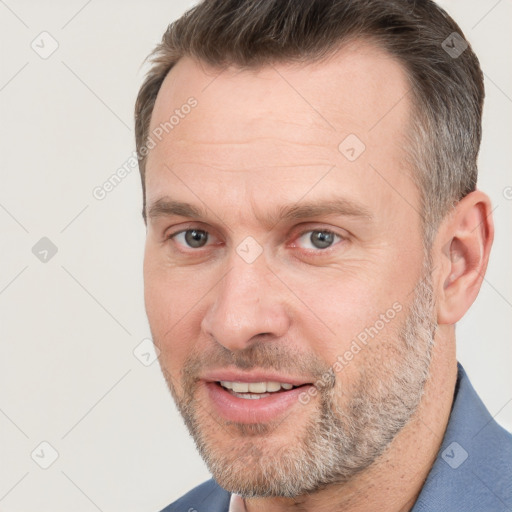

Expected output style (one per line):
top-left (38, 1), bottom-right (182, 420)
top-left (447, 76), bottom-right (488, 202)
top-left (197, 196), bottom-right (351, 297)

top-left (234, 393), bottom-right (270, 399)
top-left (231, 382), bottom-right (249, 393)
top-left (220, 381), bottom-right (295, 393)
top-left (265, 381), bottom-right (282, 392)
top-left (248, 382), bottom-right (266, 393)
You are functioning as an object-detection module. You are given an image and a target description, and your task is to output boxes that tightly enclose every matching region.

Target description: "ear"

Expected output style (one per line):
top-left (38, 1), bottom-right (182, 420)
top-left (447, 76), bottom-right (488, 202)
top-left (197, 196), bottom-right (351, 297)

top-left (434, 190), bottom-right (494, 325)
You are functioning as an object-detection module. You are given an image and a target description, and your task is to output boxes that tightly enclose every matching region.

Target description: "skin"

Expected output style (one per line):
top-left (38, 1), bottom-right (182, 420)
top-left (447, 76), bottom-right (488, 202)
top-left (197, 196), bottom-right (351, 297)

top-left (143, 41), bottom-right (494, 511)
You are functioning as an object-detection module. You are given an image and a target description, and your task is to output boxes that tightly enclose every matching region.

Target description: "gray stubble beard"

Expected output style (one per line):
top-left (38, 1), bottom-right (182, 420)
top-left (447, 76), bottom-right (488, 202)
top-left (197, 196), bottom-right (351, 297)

top-left (162, 270), bottom-right (436, 498)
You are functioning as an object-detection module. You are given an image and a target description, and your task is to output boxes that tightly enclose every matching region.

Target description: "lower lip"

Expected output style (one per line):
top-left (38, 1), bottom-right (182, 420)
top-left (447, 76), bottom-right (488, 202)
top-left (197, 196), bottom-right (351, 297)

top-left (204, 382), bottom-right (313, 424)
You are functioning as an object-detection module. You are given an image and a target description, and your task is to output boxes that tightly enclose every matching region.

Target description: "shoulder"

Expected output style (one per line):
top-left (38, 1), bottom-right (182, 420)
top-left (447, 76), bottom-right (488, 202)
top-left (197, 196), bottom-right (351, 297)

top-left (158, 479), bottom-right (231, 512)
top-left (413, 364), bottom-right (512, 511)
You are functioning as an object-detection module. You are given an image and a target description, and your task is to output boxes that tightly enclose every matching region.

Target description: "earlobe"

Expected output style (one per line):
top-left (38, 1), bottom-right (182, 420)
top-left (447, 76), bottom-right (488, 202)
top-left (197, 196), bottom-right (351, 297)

top-left (436, 191), bottom-right (494, 325)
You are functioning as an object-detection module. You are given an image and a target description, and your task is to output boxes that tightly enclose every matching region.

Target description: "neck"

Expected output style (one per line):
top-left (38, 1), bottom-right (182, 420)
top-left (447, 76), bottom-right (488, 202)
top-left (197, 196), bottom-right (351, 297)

top-left (244, 329), bottom-right (457, 512)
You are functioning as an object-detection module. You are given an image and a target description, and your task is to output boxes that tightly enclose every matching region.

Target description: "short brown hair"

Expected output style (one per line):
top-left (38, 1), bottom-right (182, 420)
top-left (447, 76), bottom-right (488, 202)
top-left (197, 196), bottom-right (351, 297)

top-left (135, 0), bottom-right (484, 241)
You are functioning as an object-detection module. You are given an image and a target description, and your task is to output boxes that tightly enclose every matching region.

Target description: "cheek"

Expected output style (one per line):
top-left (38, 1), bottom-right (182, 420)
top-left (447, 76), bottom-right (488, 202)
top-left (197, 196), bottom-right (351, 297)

top-left (286, 270), bottom-right (406, 365)
top-left (143, 257), bottom-right (209, 371)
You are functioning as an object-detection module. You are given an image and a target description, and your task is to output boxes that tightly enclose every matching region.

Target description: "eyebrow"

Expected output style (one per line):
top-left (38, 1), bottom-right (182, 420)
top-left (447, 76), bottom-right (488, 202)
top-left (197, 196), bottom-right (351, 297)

top-left (146, 196), bottom-right (372, 227)
top-left (147, 198), bottom-right (206, 220)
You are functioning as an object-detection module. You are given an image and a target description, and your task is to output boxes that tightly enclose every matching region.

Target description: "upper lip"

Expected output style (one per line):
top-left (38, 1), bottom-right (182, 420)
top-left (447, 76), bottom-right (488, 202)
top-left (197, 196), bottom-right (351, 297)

top-left (201, 369), bottom-right (312, 387)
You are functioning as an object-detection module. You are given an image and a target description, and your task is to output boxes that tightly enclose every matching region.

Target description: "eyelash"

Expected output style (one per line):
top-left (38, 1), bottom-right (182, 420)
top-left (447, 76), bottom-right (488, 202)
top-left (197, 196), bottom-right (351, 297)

top-left (165, 226), bottom-right (346, 256)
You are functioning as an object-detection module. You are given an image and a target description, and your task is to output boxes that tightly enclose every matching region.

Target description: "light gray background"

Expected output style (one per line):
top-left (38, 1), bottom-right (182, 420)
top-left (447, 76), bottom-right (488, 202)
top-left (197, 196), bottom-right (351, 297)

top-left (0, 1), bottom-right (510, 511)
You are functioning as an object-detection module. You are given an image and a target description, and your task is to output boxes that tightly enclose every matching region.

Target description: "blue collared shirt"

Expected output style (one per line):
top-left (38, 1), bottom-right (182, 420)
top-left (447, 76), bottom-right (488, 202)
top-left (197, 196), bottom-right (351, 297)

top-left (412, 364), bottom-right (511, 511)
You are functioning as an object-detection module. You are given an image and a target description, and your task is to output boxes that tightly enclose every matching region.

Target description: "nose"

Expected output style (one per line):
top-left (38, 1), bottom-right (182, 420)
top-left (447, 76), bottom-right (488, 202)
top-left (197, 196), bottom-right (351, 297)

top-left (201, 256), bottom-right (290, 352)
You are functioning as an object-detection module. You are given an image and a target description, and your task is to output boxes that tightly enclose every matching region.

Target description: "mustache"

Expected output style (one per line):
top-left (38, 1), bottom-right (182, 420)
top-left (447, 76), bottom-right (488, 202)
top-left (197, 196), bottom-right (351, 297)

top-left (181, 339), bottom-right (335, 387)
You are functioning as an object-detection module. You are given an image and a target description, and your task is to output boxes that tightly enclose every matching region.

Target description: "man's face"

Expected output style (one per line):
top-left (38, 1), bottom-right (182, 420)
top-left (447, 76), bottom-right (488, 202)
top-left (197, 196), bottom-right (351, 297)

top-left (143, 42), bottom-right (436, 496)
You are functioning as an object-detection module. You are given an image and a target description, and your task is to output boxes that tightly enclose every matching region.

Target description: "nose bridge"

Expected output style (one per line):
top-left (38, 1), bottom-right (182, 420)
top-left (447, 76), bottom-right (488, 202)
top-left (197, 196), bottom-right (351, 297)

top-left (223, 259), bottom-right (260, 308)
top-left (201, 253), bottom-right (289, 350)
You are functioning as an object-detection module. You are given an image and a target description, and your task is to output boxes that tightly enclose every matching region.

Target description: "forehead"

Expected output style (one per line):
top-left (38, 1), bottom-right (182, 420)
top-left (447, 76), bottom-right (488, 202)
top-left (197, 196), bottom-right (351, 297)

top-left (149, 40), bottom-right (412, 137)
top-left (145, 41), bottom-right (417, 223)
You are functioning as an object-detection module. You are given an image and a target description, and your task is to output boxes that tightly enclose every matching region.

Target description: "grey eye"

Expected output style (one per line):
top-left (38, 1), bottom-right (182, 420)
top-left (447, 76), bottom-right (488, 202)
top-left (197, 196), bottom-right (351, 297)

top-left (184, 229), bottom-right (208, 248)
top-left (296, 230), bottom-right (340, 250)
top-left (310, 231), bottom-right (335, 249)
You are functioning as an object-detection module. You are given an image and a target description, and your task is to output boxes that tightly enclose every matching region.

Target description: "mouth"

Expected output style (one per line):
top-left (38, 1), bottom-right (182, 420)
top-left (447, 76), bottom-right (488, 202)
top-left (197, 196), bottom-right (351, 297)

top-left (216, 380), bottom-right (305, 399)
top-left (201, 373), bottom-right (314, 424)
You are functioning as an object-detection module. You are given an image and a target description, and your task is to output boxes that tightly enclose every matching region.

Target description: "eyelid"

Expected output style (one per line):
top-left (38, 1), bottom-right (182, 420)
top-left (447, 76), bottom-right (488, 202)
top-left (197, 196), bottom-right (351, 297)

top-left (289, 226), bottom-right (347, 253)
top-left (165, 224), bottom-right (219, 250)
top-left (164, 222), bottom-right (210, 239)
top-left (293, 225), bottom-right (347, 241)
top-left (164, 223), bottom-right (348, 253)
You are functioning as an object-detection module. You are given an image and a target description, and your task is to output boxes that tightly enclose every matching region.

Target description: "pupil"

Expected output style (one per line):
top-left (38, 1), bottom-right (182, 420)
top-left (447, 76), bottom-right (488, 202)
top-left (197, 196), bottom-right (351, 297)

top-left (311, 231), bottom-right (333, 249)
top-left (185, 229), bottom-right (208, 248)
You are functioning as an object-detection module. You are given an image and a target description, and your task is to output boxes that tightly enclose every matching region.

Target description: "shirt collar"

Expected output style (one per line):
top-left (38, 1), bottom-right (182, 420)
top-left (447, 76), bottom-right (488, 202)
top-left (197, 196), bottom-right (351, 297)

top-left (229, 493), bottom-right (247, 512)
